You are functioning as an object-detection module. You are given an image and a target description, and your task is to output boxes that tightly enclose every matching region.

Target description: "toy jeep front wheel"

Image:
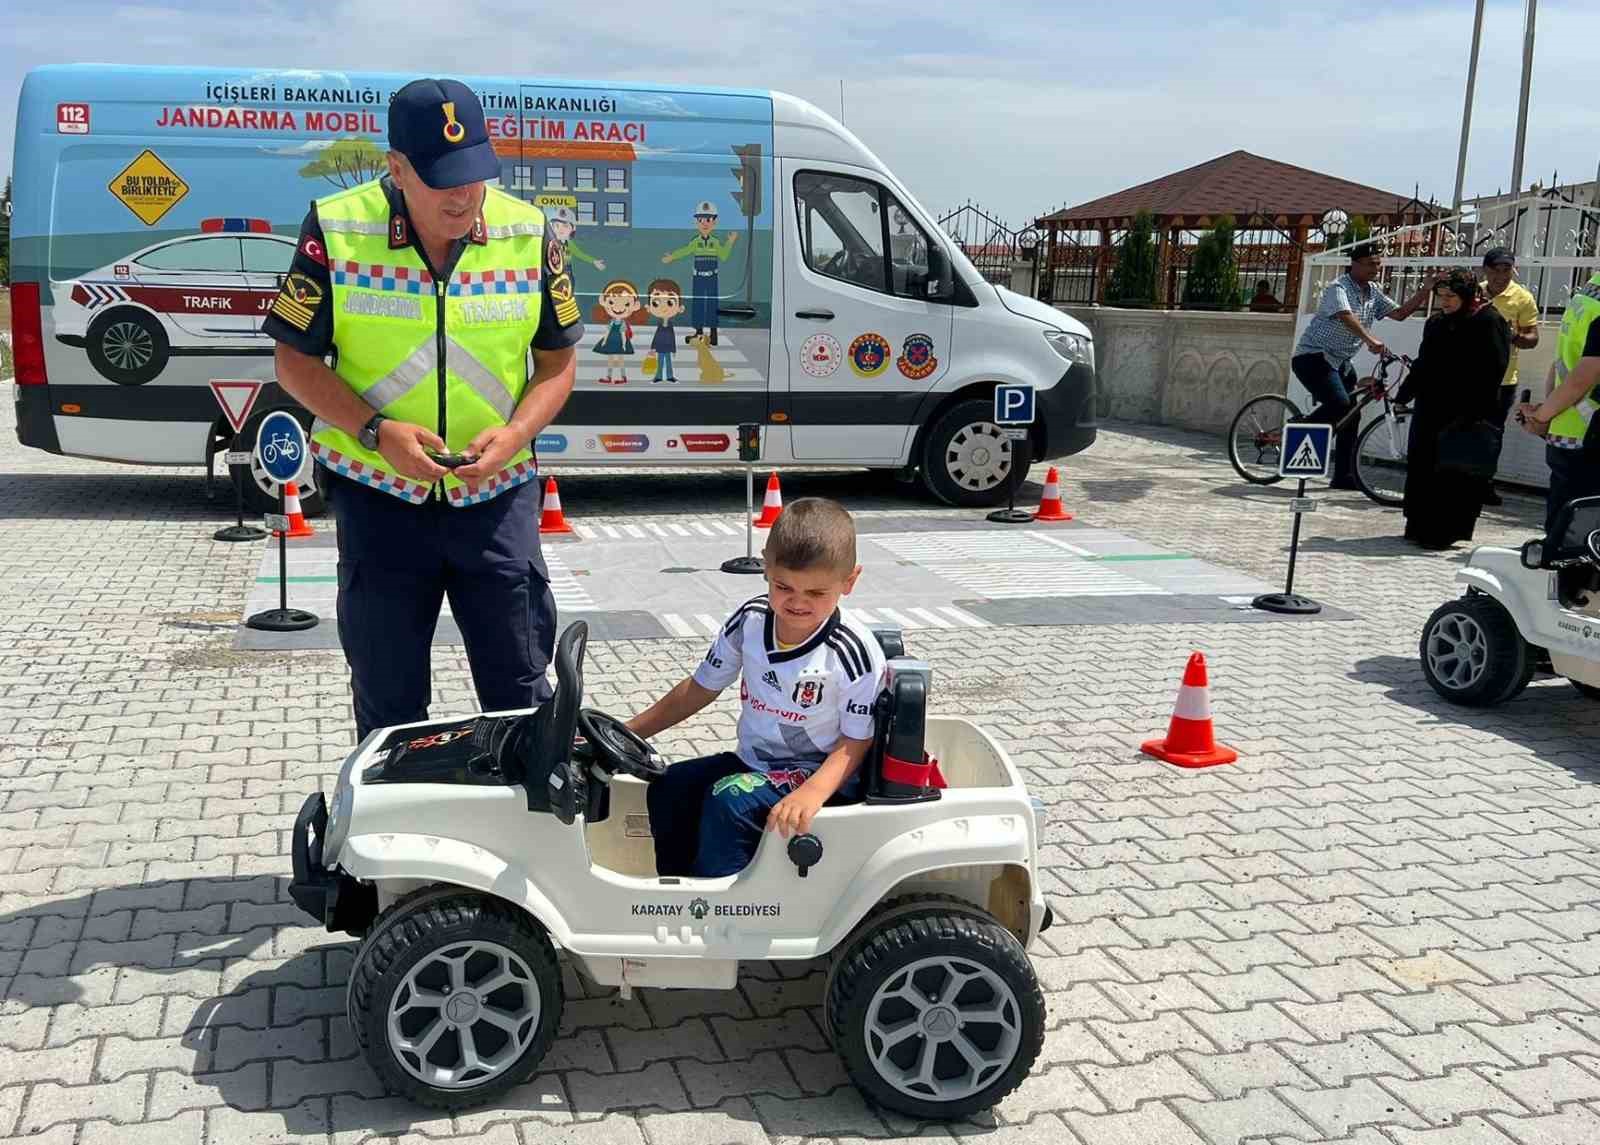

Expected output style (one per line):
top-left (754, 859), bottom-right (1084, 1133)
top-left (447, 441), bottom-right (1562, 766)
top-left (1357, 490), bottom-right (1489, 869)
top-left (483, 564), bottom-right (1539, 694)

top-left (347, 892), bottom-right (563, 1109)
top-left (827, 908), bottom-right (1044, 1119)
top-left (1420, 593), bottom-right (1534, 707)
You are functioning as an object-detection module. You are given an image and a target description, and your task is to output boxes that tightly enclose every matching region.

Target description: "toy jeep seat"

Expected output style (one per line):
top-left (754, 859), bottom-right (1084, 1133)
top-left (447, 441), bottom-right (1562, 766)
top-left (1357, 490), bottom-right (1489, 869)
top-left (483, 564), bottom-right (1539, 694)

top-left (1536, 495), bottom-right (1600, 610)
top-left (862, 653), bottom-right (946, 805)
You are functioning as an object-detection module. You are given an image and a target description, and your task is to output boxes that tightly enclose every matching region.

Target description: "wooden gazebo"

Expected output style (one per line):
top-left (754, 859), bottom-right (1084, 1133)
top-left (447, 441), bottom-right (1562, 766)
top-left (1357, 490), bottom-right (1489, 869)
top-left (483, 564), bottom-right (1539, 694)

top-left (1035, 150), bottom-right (1439, 308)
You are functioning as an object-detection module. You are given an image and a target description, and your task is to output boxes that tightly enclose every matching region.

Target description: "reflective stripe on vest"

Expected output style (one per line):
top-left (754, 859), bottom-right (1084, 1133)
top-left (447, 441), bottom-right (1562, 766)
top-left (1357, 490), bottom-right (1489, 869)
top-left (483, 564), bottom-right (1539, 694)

top-left (1550, 272), bottom-right (1600, 447)
top-left (308, 180), bottom-right (547, 506)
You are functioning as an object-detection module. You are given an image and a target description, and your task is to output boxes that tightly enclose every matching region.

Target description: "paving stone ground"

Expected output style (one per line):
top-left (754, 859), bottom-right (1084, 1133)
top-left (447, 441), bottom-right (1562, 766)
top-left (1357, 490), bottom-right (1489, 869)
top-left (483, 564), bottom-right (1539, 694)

top-left (4, 383), bottom-right (1600, 1145)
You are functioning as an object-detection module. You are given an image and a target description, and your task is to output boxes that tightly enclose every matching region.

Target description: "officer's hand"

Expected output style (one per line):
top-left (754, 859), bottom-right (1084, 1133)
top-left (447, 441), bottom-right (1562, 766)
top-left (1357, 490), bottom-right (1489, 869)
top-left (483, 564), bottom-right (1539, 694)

top-left (728, 232), bottom-right (739, 244)
top-left (379, 421), bottom-right (449, 482)
top-left (594, 259), bottom-right (607, 270)
top-left (455, 426), bottom-right (524, 490)
top-left (660, 254), bottom-right (672, 263)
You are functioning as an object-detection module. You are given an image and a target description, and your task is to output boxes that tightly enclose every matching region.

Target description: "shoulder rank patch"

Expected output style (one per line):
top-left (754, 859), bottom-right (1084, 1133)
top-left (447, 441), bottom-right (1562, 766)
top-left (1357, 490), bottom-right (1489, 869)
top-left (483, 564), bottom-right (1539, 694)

top-left (270, 271), bottom-right (324, 331)
top-left (549, 271), bottom-right (580, 326)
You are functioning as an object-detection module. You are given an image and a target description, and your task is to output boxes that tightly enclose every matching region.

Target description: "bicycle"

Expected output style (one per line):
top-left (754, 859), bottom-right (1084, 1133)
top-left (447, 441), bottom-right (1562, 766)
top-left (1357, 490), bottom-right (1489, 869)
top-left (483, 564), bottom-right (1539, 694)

top-left (1227, 352), bottom-right (1414, 507)
top-left (261, 433), bottom-right (300, 466)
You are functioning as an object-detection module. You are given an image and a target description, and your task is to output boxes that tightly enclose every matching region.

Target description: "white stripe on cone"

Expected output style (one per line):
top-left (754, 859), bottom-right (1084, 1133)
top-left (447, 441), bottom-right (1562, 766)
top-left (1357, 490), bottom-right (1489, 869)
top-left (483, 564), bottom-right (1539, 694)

top-left (284, 483), bottom-right (303, 515)
top-left (1172, 684), bottom-right (1211, 721)
top-left (1041, 477), bottom-right (1060, 500)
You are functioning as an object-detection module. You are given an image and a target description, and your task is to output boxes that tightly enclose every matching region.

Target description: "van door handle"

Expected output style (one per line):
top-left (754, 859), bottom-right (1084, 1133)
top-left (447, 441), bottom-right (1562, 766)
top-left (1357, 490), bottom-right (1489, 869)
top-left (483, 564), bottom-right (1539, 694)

top-left (717, 304), bottom-right (758, 319)
top-left (794, 308), bottom-right (834, 320)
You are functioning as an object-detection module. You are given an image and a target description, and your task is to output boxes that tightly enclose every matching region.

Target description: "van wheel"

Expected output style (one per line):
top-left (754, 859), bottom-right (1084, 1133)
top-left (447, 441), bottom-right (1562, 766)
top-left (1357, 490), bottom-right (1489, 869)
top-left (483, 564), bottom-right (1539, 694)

top-left (1420, 594), bottom-right (1533, 707)
top-left (86, 308), bottom-right (169, 385)
top-left (919, 399), bottom-right (1027, 508)
top-left (347, 892), bottom-right (563, 1110)
top-left (827, 907), bottom-right (1044, 1119)
top-left (232, 406), bottom-right (325, 516)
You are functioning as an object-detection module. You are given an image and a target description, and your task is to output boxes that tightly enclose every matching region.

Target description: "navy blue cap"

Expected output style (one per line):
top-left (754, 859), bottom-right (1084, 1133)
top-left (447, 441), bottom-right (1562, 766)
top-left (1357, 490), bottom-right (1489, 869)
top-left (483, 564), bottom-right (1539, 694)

top-left (1482, 247), bottom-right (1516, 268)
top-left (388, 78), bottom-right (499, 190)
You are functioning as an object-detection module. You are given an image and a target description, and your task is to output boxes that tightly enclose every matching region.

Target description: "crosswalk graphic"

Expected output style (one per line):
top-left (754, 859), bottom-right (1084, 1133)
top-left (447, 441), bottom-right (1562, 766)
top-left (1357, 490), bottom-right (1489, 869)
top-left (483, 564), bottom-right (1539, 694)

top-left (574, 325), bottom-right (762, 385)
top-left (1287, 435), bottom-right (1323, 472)
top-left (656, 605), bottom-right (990, 638)
top-left (575, 519), bottom-right (746, 540)
top-left (545, 552), bottom-right (595, 610)
top-left (870, 531), bottom-right (1166, 598)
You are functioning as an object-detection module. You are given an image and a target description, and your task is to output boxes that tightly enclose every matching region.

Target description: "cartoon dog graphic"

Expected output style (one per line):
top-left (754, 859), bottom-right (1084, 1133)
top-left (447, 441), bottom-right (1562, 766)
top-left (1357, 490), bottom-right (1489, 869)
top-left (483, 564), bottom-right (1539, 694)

top-left (686, 333), bottom-right (727, 384)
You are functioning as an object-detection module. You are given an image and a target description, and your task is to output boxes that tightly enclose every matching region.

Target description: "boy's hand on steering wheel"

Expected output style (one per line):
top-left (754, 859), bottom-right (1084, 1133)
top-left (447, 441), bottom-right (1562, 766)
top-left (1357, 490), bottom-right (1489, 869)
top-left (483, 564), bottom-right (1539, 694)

top-left (767, 787), bottom-right (827, 837)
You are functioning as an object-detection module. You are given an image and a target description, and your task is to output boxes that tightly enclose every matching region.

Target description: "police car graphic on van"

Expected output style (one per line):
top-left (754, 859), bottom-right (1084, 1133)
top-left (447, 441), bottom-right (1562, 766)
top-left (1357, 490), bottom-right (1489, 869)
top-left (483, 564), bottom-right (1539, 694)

top-left (13, 64), bottom-right (1095, 509)
top-left (52, 217), bottom-right (293, 386)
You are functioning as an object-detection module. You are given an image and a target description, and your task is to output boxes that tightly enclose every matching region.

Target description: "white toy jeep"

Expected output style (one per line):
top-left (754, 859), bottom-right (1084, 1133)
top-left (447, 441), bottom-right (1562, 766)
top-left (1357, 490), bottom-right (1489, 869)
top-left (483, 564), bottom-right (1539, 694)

top-left (290, 621), bottom-right (1052, 1118)
top-left (1422, 494), bottom-right (1600, 705)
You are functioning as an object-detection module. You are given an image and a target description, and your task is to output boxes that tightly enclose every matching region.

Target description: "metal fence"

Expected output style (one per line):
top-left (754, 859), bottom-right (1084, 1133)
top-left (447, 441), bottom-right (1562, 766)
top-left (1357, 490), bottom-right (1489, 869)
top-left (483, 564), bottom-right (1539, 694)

top-left (937, 203), bottom-right (1040, 293)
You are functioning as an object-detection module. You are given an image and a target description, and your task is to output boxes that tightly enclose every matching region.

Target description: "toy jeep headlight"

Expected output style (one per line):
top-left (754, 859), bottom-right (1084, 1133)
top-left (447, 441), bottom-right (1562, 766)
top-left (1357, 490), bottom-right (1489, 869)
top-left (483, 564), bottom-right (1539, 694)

top-left (323, 783), bottom-right (351, 864)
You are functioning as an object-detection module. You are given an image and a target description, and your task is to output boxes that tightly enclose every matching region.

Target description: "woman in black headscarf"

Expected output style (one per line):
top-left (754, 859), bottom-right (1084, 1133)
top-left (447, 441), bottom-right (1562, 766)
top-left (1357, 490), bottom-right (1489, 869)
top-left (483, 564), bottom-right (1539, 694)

top-left (1397, 269), bottom-right (1511, 549)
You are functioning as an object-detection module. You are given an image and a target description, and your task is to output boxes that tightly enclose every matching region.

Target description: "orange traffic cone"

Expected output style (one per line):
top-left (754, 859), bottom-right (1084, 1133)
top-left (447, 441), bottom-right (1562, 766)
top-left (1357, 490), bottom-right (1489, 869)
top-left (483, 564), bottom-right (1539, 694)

top-left (277, 481), bottom-right (315, 538)
top-left (1034, 466), bottom-right (1073, 522)
top-left (1140, 652), bottom-right (1238, 768)
top-left (539, 476), bottom-right (575, 535)
top-left (753, 471), bottom-right (784, 528)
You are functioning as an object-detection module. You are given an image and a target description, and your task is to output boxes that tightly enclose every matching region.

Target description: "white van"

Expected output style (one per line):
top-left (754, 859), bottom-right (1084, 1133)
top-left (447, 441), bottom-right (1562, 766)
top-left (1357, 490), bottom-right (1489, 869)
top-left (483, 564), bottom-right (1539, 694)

top-left (10, 65), bottom-right (1095, 511)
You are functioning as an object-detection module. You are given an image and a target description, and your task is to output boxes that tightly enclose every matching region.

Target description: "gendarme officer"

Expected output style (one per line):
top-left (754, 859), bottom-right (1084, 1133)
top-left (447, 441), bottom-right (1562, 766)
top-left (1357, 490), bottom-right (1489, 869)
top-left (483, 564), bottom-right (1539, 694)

top-left (264, 78), bottom-right (584, 739)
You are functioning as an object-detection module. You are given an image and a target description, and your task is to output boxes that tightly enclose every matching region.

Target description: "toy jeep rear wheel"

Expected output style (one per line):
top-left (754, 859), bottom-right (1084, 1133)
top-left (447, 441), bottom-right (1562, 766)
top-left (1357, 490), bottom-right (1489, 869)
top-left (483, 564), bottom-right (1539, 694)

top-left (1420, 593), bottom-right (1534, 707)
top-left (826, 907), bottom-right (1044, 1119)
top-left (347, 891), bottom-right (563, 1110)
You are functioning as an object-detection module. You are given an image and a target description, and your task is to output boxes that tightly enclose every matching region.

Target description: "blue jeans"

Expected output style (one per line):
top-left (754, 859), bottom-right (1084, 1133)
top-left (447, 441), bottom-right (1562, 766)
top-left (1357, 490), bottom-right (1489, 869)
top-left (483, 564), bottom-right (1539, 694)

top-left (1291, 352), bottom-right (1360, 483)
top-left (1546, 444), bottom-right (1600, 541)
top-left (652, 352), bottom-right (675, 381)
top-left (647, 753), bottom-right (820, 877)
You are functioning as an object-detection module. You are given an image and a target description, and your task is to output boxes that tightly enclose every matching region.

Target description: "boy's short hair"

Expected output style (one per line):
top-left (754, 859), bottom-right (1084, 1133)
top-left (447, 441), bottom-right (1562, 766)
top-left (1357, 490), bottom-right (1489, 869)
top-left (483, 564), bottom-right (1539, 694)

top-left (764, 497), bottom-right (857, 574)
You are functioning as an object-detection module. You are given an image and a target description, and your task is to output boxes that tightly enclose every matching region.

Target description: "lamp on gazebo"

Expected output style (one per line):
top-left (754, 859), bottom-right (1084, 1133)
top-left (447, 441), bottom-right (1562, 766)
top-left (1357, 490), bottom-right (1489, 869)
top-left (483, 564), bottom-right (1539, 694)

top-left (1321, 208), bottom-right (1349, 250)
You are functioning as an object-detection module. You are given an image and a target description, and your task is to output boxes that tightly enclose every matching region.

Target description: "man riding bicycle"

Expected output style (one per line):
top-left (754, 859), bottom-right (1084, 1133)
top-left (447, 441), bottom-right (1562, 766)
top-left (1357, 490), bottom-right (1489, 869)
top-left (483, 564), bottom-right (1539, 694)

top-left (1292, 243), bottom-right (1432, 488)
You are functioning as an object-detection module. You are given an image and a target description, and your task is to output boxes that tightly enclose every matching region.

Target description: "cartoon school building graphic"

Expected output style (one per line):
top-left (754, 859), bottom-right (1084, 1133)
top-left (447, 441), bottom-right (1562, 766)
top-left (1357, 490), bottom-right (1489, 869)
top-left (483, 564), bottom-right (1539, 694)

top-left (493, 140), bottom-right (636, 229)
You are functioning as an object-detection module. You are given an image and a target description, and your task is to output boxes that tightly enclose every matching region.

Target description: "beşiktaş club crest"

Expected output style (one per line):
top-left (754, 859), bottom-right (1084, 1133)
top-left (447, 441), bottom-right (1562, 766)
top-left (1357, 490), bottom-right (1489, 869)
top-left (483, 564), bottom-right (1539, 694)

top-left (792, 679), bottom-right (825, 708)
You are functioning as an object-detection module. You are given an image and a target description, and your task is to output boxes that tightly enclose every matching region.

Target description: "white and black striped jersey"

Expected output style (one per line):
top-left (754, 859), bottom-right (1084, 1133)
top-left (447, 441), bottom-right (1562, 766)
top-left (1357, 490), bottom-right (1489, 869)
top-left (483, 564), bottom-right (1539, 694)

top-left (692, 595), bottom-right (887, 777)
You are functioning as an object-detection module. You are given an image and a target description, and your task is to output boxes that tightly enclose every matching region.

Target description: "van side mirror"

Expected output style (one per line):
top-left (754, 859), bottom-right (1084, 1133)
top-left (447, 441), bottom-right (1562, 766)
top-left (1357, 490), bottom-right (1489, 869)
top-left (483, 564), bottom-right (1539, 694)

top-left (925, 244), bottom-right (955, 301)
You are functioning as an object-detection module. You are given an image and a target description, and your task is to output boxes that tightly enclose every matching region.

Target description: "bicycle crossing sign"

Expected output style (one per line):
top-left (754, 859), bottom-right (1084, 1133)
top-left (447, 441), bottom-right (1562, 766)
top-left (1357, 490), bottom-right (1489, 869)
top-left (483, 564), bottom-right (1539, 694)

top-left (1280, 422), bottom-right (1333, 479)
top-left (254, 410), bottom-right (308, 486)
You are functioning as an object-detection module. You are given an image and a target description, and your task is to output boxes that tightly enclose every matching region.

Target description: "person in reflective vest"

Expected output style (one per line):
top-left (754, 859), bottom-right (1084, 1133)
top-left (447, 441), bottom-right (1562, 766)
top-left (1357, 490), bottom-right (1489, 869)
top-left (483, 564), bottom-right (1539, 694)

top-left (1519, 271), bottom-right (1600, 538)
top-left (661, 200), bottom-right (739, 345)
top-left (264, 78), bottom-right (583, 739)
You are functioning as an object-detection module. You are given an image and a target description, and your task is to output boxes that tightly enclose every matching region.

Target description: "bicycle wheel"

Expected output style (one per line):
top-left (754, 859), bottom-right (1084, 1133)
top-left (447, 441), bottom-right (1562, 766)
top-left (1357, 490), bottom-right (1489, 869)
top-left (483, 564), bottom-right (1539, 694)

top-left (1227, 395), bottom-right (1303, 485)
top-left (1354, 409), bottom-right (1412, 507)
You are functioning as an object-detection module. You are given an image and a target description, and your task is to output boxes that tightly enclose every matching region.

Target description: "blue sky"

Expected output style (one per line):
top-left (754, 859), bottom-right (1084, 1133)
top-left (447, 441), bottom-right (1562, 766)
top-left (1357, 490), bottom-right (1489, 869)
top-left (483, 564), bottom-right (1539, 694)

top-left (3, 1), bottom-right (1594, 227)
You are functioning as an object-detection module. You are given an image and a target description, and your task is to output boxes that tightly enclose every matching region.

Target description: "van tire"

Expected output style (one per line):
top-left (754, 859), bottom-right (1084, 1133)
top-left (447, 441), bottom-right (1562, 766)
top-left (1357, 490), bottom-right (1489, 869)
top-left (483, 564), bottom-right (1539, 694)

top-left (233, 406), bottom-right (326, 516)
top-left (919, 399), bottom-right (1027, 508)
top-left (86, 308), bottom-right (169, 386)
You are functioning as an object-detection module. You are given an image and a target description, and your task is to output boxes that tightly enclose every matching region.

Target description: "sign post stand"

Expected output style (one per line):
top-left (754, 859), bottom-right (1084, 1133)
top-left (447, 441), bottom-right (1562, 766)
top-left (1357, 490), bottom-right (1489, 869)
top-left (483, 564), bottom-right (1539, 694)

top-left (246, 410), bottom-right (319, 632)
top-left (1253, 422), bottom-right (1328, 615)
top-left (987, 384), bottom-right (1036, 525)
top-left (209, 380), bottom-right (266, 543)
top-left (722, 423), bottom-right (765, 575)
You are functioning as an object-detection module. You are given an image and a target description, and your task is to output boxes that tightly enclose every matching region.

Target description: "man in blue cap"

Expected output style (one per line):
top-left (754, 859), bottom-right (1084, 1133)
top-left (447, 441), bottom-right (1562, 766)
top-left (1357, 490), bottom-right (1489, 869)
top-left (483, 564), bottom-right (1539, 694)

top-left (265, 78), bottom-right (584, 739)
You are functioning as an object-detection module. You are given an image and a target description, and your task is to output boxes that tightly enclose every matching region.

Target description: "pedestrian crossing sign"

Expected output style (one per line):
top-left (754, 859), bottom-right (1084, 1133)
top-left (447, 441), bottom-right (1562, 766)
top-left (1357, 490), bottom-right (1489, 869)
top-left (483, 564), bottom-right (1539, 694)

top-left (1280, 422), bottom-right (1333, 478)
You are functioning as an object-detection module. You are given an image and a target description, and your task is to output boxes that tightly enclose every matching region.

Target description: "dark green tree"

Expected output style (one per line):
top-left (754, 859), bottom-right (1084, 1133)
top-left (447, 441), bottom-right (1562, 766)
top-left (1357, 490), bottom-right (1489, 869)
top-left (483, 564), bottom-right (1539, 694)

top-left (1, 175), bottom-right (12, 287)
top-left (1182, 214), bottom-right (1243, 311)
top-left (1106, 209), bottom-right (1158, 307)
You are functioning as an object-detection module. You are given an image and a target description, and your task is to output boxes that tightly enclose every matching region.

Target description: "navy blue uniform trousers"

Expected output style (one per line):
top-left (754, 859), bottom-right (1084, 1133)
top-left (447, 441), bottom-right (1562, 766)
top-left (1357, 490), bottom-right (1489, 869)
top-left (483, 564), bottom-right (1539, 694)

top-left (330, 472), bottom-right (556, 741)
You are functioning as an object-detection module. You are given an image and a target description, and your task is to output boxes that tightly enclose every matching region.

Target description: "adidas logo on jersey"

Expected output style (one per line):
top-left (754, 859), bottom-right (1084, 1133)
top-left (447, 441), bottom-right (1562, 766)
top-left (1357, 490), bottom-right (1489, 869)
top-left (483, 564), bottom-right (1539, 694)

top-left (761, 670), bottom-right (781, 691)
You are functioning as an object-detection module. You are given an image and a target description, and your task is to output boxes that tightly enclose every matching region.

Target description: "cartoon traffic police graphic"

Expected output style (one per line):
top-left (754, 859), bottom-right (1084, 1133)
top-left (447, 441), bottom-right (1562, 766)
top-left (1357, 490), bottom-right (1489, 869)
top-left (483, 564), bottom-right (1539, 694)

top-left (661, 200), bottom-right (739, 345)
top-left (53, 218), bottom-right (294, 385)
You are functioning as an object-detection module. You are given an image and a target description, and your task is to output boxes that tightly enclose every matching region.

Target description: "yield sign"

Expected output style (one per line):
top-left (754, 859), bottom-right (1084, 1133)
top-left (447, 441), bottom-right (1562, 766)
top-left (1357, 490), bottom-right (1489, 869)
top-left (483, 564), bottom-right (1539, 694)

top-left (208, 380), bottom-right (264, 435)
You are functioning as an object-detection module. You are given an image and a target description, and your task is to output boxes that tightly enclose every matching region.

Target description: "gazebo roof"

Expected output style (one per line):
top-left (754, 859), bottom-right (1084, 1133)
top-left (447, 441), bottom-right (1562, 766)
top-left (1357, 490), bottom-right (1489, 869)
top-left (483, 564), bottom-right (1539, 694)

top-left (1039, 150), bottom-right (1423, 230)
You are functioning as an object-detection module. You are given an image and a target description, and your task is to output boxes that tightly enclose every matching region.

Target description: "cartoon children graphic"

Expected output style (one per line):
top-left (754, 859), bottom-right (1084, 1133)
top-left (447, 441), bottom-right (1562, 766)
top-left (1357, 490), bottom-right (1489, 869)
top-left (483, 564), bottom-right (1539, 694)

top-left (548, 205), bottom-right (606, 271)
top-left (661, 200), bottom-right (739, 346)
top-left (645, 278), bottom-right (686, 384)
top-left (590, 279), bottom-right (648, 385)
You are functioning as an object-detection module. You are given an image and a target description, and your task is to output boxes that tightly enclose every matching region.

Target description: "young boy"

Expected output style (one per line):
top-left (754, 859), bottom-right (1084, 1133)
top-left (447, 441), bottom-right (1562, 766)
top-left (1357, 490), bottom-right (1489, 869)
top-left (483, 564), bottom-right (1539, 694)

top-left (627, 498), bottom-right (887, 877)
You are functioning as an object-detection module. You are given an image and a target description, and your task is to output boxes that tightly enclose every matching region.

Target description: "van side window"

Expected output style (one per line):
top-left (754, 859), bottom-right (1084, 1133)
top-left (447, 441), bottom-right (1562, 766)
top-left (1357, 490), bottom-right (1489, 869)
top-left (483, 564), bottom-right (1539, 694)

top-left (134, 237), bottom-right (243, 272)
top-left (794, 172), bottom-right (936, 300)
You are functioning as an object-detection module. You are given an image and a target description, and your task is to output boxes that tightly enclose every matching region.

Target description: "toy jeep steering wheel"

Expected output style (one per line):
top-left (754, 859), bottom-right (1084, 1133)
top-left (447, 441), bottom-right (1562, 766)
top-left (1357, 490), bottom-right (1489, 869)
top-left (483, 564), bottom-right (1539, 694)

top-left (576, 709), bottom-right (666, 782)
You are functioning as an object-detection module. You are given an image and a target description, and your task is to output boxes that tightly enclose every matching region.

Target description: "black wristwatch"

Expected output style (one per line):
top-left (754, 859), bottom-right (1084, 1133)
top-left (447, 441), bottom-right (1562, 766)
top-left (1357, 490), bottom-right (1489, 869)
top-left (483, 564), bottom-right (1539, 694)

top-left (358, 413), bottom-right (388, 451)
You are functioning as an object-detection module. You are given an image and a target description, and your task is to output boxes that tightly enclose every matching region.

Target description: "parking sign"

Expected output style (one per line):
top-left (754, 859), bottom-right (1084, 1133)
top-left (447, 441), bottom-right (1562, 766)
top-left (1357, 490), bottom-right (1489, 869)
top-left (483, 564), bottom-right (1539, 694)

top-left (994, 385), bottom-right (1035, 425)
top-left (1280, 422), bottom-right (1333, 479)
top-left (255, 411), bottom-right (308, 486)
